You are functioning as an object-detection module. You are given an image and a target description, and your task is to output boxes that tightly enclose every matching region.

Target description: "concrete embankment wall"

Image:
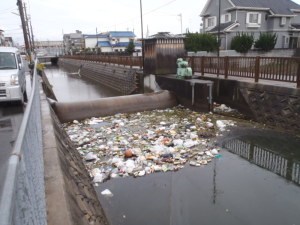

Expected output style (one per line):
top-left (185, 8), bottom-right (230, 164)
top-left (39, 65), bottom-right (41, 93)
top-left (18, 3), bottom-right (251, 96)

top-left (199, 77), bottom-right (300, 133)
top-left (41, 76), bottom-right (109, 225)
top-left (58, 58), bottom-right (142, 95)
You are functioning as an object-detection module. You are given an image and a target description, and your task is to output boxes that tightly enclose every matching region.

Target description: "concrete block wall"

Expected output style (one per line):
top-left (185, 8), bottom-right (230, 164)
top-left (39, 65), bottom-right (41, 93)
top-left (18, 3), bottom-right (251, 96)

top-left (41, 87), bottom-right (109, 225)
top-left (58, 58), bottom-right (141, 95)
top-left (199, 77), bottom-right (300, 133)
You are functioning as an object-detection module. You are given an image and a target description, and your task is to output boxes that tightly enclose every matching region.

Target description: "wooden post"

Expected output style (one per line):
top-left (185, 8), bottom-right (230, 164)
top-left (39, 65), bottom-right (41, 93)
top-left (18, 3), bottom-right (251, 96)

top-left (224, 56), bottom-right (229, 79)
top-left (297, 59), bottom-right (300, 88)
top-left (201, 56), bottom-right (205, 76)
top-left (191, 56), bottom-right (195, 75)
top-left (255, 56), bottom-right (260, 83)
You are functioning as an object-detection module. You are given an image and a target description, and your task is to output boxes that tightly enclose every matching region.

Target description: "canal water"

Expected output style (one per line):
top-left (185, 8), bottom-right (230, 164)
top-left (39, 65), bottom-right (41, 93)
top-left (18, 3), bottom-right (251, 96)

top-left (45, 65), bottom-right (120, 102)
top-left (45, 65), bottom-right (300, 225)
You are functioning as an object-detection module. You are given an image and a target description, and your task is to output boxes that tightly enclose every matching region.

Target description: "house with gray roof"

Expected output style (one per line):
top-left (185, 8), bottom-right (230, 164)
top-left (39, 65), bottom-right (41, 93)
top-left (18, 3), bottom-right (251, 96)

top-left (200, 0), bottom-right (300, 50)
top-left (63, 30), bottom-right (85, 54)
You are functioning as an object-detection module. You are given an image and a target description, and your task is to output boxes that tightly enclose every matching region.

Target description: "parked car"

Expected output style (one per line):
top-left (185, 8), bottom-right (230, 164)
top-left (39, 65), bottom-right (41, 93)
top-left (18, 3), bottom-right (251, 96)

top-left (0, 47), bottom-right (27, 104)
top-left (20, 52), bottom-right (28, 61)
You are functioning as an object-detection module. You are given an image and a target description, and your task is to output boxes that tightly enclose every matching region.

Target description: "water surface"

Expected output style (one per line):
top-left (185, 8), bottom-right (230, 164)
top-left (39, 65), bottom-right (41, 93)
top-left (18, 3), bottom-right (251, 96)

top-left (45, 65), bottom-right (120, 102)
top-left (97, 126), bottom-right (300, 225)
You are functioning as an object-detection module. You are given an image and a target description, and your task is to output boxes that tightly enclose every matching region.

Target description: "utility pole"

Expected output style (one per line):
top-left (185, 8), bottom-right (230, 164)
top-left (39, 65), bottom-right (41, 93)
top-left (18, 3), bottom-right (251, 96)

top-left (17, 0), bottom-right (31, 56)
top-left (29, 18), bottom-right (35, 52)
top-left (140, 0), bottom-right (144, 70)
top-left (217, 0), bottom-right (221, 57)
top-left (23, 3), bottom-right (33, 52)
top-left (139, 0), bottom-right (145, 93)
top-left (96, 27), bottom-right (98, 54)
top-left (178, 13), bottom-right (183, 35)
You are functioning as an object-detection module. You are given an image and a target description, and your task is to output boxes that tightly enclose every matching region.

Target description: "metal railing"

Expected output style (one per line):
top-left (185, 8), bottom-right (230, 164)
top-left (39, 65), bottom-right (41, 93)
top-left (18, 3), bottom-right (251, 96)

top-left (188, 56), bottom-right (300, 88)
top-left (61, 55), bottom-right (143, 68)
top-left (0, 60), bottom-right (47, 225)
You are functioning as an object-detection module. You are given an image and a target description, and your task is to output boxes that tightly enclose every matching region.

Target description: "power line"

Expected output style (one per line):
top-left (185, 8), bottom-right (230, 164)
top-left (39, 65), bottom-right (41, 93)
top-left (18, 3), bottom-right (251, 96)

top-left (0, 6), bottom-right (16, 13)
top-left (101, 0), bottom-right (177, 31)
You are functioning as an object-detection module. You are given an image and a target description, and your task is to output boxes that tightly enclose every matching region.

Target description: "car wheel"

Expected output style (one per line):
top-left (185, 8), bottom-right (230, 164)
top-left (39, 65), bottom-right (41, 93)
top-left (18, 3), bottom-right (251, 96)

top-left (23, 90), bottom-right (28, 103)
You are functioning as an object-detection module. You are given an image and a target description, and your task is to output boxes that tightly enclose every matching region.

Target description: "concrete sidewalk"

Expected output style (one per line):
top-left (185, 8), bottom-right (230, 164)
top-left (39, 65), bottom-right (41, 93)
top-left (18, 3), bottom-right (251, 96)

top-left (195, 73), bottom-right (298, 89)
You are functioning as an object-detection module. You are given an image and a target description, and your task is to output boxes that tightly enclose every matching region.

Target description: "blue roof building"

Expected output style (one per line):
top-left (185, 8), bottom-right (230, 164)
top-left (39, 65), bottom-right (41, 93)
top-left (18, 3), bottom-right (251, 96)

top-left (109, 31), bottom-right (136, 38)
top-left (97, 41), bottom-right (111, 47)
top-left (84, 31), bottom-right (141, 52)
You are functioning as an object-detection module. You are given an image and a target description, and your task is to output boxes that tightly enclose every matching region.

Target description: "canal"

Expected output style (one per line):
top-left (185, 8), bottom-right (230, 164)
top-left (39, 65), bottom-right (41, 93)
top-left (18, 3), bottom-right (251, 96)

top-left (45, 65), bottom-right (120, 101)
top-left (45, 65), bottom-right (300, 225)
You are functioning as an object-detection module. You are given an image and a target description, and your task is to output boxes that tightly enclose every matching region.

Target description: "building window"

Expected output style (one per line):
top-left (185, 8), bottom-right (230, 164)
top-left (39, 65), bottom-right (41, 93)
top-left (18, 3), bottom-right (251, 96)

top-left (246, 12), bottom-right (261, 27)
top-left (285, 36), bottom-right (289, 45)
top-left (221, 13), bottom-right (231, 23)
top-left (281, 17), bottom-right (286, 26)
top-left (205, 16), bottom-right (216, 29)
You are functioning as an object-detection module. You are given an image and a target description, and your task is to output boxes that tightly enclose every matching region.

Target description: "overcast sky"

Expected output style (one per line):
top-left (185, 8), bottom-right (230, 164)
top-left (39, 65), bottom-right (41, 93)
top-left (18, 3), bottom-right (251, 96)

top-left (2, 0), bottom-right (300, 45)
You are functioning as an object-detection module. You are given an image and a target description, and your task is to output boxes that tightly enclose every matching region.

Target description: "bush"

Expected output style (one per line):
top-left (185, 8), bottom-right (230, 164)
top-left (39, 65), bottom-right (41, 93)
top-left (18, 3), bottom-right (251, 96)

top-left (254, 33), bottom-right (277, 51)
top-left (231, 33), bottom-right (254, 53)
top-left (184, 33), bottom-right (218, 52)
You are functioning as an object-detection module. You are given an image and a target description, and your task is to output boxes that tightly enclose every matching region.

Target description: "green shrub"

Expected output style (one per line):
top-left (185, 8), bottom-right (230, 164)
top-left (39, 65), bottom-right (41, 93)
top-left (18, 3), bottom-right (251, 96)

top-left (126, 40), bottom-right (135, 54)
top-left (184, 33), bottom-right (218, 52)
top-left (231, 33), bottom-right (254, 53)
top-left (254, 33), bottom-right (277, 51)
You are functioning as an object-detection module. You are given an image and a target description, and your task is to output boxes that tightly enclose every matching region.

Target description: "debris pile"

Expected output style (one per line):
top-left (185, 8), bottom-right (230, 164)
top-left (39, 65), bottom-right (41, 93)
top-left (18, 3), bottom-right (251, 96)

top-left (64, 106), bottom-right (235, 183)
top-left (213, 103), bottom-right (237, 114)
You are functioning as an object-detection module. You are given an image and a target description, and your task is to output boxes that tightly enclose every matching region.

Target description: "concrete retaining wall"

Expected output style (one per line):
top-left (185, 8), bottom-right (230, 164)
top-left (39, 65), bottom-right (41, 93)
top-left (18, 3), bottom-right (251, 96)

top-left (41, 80), bottom-right (109, 225)
top-left (156, 75), bottom-right (213, 112)
top-left (199, 77), bottom-right (300, 133)
top-left (58, 58), bottom-right (142, 95)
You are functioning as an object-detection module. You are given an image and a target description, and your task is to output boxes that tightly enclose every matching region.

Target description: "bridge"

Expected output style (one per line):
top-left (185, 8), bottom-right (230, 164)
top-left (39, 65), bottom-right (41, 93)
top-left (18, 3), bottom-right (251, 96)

top-left (37, 55), bottom-right (59, 64)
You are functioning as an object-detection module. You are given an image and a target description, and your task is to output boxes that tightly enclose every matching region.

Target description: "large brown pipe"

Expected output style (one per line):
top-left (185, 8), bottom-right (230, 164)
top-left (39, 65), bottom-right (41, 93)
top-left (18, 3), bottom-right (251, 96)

top-left (51, 91), bottom-right (178, 123)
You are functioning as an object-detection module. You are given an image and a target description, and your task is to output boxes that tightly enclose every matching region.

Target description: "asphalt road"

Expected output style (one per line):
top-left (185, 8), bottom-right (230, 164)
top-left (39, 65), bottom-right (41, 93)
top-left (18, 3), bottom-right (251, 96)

top-left (0, 60), bottom-right (31, 196)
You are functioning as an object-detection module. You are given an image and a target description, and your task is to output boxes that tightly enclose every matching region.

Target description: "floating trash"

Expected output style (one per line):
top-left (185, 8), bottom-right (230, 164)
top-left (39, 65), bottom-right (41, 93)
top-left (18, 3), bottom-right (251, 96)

top-left (101, 189), bottom-right (113, 197)
top-left (64, 106), bottom-right (235, 184)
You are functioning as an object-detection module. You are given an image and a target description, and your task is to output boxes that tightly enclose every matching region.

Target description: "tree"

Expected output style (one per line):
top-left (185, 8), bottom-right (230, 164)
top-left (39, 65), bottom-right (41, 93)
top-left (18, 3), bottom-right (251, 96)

top-left (184, 33), bottom-right (218, 52)
top-left (126, 40), bottom-right (135, 54)
top-left (231, 33), bottom-right (254, 53)
top-left (254, 33), bottom-right (277, 51)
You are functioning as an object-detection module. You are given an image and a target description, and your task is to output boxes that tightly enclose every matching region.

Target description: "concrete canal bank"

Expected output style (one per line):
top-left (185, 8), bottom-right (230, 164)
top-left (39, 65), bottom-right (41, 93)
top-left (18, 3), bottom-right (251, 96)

top-left (58, 58), bottom-right (142, 95)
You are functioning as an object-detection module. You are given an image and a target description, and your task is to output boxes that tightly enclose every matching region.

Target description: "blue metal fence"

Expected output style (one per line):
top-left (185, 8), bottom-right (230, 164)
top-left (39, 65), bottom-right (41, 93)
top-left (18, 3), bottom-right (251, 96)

top-left (0, 60), bottom-right (47, 225)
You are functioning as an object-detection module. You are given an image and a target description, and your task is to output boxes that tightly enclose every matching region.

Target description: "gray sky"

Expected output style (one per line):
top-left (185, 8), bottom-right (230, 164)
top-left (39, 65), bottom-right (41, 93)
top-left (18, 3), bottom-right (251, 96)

top-left (2, 0), bottom-right (300, 45)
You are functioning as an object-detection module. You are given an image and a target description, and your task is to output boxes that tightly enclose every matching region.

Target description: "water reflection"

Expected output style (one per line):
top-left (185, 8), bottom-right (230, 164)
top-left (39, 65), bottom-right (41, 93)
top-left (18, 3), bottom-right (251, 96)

top-left (0, 103), bottom-right (24, 195)
top-left (222, 128), bottom-right (300, 185)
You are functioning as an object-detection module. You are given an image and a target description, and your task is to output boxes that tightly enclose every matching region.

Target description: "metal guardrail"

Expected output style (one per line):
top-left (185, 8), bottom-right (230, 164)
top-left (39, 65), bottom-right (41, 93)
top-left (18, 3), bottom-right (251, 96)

top-left (0, 60), bottom-right (47, 225)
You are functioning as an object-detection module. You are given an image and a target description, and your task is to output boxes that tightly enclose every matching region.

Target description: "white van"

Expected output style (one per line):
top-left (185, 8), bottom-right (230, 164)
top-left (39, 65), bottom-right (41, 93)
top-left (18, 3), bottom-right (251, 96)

top-left (0, 47), bottom-right (27, 104)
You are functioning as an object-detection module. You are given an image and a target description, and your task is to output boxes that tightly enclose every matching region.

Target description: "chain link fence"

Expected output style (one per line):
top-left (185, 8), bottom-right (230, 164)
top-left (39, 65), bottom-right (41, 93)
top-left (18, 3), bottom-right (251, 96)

top-left (0, 60), bottom-right (47, 225)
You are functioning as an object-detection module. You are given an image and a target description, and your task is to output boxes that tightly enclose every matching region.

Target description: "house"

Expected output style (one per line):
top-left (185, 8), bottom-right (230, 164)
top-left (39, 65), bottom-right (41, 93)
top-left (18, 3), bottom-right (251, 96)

top-left (63, 30), bottom-right (85, 54)
top-left (0, 29), bottom-right (5, 46)
top-left (200, 0), bottom-right (300, 49)
top-left (84, 31), bottom-right (142, 53)
top-left (84, 33), bottom-right (108, 49)
top-left (4, 37), bottom-right (14, 47)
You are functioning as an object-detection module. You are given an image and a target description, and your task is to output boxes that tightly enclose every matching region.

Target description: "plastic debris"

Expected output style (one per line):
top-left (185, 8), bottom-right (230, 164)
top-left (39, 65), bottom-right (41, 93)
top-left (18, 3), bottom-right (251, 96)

top-left (101, 189), bottom-right (113, 197)
top-left (63, 106), bottom-right (235, 184)
top-left (213, 103), bottom-right (237, 113)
